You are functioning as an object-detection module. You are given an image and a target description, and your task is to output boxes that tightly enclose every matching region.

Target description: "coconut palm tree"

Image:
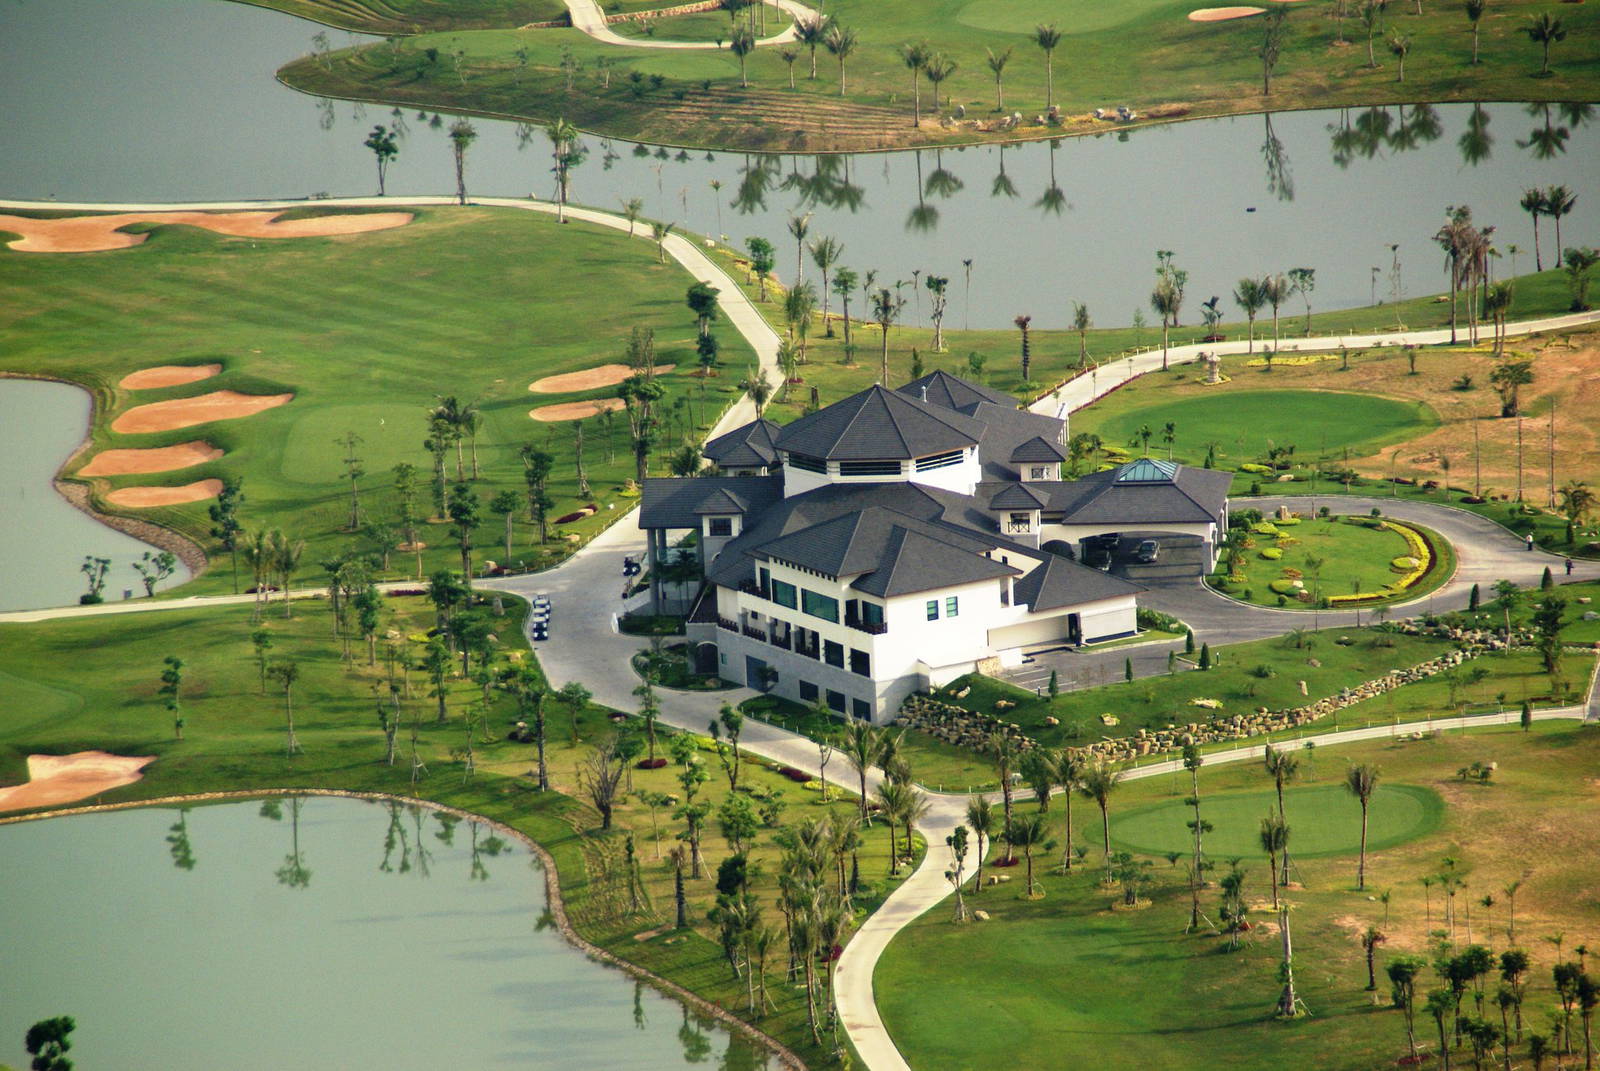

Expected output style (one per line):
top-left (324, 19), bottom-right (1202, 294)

top-left (1013, 314), bottom-right (1033, 382)
top-left (1523, 13), bottom-right (1566, 77)
top-left (872, 286), bottom-right (904, 385)
top-left (1359, 0), bottom-right (1388, 68)
top-left (794, 13), bottom-right (828, 79)
top-left (786, 212), bottom-right (812, 288)
top-left (447, 118), bottom-right (477, 205)
top-left (1261, 272), bottom-right (1292, 347)
top-left (729, 26), bottom-right (755, 88)
top-left (823, 23), bottom-right (857, 96)
top-left (738, 365), bottom-right (773, 416)
top-left (988, 731), bottom-right (1019, 862)
top-left (899, 42), bottom-right (931, 127)
top-left (966, 795), bottom-right (995, 892)
top-left (1558, 481), bottom-right (1596, 545)
top-left (1545, 184), bottom-right (1577, 256)
top-left (839, 722), bottom-right (881, 823)
top-left (1033, 24), bottom-right (1062, 110)
top-left (1234, 276), bottom-right (1267, 353)
top-left (1520, 187), bottom-right (1548, 271)
top-left (1259, 813), bottom-right (1290, 910)
top-left (1007, 812), bottom-right (1053, 898)
top-left (809, 236), bottom-right (843, 335)
top-left (546, 117), bottom-right (584, 222)
top-left (1345, 764), bottom-right (1381, 890)
top-left (1071, 302), bottom-right (1092, 368)
top-left (620, 196), bottom-right (644, 237)
top-left (1483, 280), bottom-right (1514, 354)
top-left (923, 53), bottom-right (957, 115)
top-left (1078, 760), bottom-right (1120, 883)
top-left (1150, 279), bottom-right (1179, 371)
top-left (1388, 33), bottom-right (1412, 81)
top-left (985, 46), bottom-right (1013, 111)
top-left (1052, 750), bottom-right (1085, 870)
top-left (1464, 0), bottom-right (1487, 64)
top-left (650, 220), bottom-right (675, 264)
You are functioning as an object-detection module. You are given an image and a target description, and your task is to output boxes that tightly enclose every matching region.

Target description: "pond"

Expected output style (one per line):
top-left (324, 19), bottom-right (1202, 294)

top-left (1, 0), bottom-right (1593, 329)
top-left (0, 797), bottom-right (768, 1071)
top-left (0, 379), bottom-right (189, 612)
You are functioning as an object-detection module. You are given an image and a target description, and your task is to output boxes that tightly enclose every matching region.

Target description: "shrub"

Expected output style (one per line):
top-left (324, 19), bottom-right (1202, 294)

top-left (1391, 556), bottom-right (1421, 571)
top-left (1253, 522), bottom-right (1280, 536)
top-left (1260, 547), bottom-right (1283, 560)
top-left (1269, 578), bottom-right (1299, 595)
top-left (1250, 664), bottom-right (1276, 679)
top-left (1276, 516), bottom-right (1301, 526)
top-left (1239, 463), bottom-right (1273, 475)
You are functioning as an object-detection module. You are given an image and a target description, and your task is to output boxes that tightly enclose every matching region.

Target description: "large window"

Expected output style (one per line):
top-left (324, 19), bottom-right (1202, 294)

top-left (851, 698), bottom-right (871, 721)
top-left (786, 453), bottom-right (827, 473)
top-left (849, 648), bottom-right (871, 677)
top-left (799, 680), bottom-right (819, 702)
top-left (771, 578), bottom-right (798, 609)
top-left (839, 459), bottom-right (902, 476)
top-left (945, 596), bottom-right (960, 618)
top-left (860, 601), bottom-right (884, 627)
top-left (826, 690), bottom-right (847, 714)
top-left (707, 517), bottom-right (732, 537)
top-left (915, 449), bottom-right (965, 472)
top-left (824, 640), bottom-right (845, 668)
top-left (802, 589), bottom-right (839, 623)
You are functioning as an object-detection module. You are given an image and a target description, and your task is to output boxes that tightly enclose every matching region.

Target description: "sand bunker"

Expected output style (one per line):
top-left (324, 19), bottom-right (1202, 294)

top-left (529, 398), bottom-right (627, 422)
top-left (105, 479), bottom-right (225, 508)
top-left (529, 363), bottom-right (676, 393)
top-left (112, 390), bottom-right (292, 434)
top-left (0, 210), bottom-right (414, 253)
top-left (81, 441), bottom-right (222, 477)
top-left (1189, 6), bottom-right (1266, 20)
top-left (119, 363), bottom-right (223, 390)
top-left (0, 751), bottom-right (157, 812)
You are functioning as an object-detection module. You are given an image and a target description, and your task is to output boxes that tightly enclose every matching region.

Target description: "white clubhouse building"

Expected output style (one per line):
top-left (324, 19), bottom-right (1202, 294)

top-left (640, 371), bottom-right (1230, 723)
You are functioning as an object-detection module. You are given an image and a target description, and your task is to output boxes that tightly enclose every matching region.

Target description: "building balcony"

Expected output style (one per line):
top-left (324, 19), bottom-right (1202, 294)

top-left (768, 631), bottom-right (792, 651)
top-left (715, 616), bottom-right (739, 633)
top-left (741, 623), bottom-right (768, 643)
top-left (844, 615), bottom-right (888, 635)
top-left (1004, 521), bottom-right (1035, 534)
top-left (737, 578), bottom-right (770, 600)
top-left (794, 638), bottom-right (820, 660)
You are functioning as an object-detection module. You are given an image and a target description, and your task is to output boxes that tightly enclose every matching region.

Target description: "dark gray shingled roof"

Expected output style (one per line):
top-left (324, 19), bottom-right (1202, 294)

top-left (703, 418), bottom-right (781, 470)
top-left (1011, 435), bottom-right (1068, 463)
top-left (1011, 551), bottom-right (1143, 611)
top-left (897, 369), bottom-right (1019, 414)
top-left (988, 482), bottom-right (1052, 509)
top-left (1032, 460), bottom-right (1232, 525)
top-left (774, 384), bottom-right (986, 461)
top-left (639, 475), bottom-right (783, 529)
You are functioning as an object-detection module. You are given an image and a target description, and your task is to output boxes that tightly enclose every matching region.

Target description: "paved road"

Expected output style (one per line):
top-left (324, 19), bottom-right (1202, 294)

top-left (564, 0), bottom-right (815, 49)
top-left (6, 195), bottom-right (1599, 1071)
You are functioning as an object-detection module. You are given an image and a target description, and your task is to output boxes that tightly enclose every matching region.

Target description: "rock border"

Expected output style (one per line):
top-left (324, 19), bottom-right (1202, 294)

top-left (0, 787), bottom-right (806, 1070)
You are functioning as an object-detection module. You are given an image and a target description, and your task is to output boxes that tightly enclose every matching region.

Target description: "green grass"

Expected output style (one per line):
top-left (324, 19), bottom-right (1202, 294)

top-left (1109, 782), bottom-right (1444, 858)
top-left (0, 207), bottom-right (753, 597)
top-left (242, 0), bottom-right (568, 33)
top-left (276, 0), bottom-right (1600, 153)
top-left (877, 723), bottom-right (1600, 1071)
top-left (1075, 390), bottom-right (1435, 471)
top-left (0, 595), bottom-right (898, 1068)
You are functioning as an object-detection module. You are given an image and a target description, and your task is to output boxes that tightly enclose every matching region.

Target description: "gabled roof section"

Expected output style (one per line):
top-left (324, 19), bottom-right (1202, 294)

top-left (1011, 436), bottom-right (1068, 463)
top-left (703, 418), bottom-right (780, 470)
top-left (897, 370), bottom-right (1018, 414)
top-left (774, 384), bottom-right (985, 461)
top-left (1116, 458), bottom-right (1180, 483)
top-left (989, 482), bottom-right (1051, 509)
top-left (1011, 552), bottom-right (1143, 612)
top-left (639, 475), bottom-right (783, 529)
top-left (851, 527), bottom-right (1018, 598)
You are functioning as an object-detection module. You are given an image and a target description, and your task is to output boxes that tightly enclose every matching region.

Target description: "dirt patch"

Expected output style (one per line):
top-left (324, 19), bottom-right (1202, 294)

top-left (105, 479), bottom-right (225, 508)
top-left (0, 211), bottom-right (414, 253)
top-left (112, 390), bottom-right (292, 433)
top-left (0, 752), bottom-right (157, 812)
top-left (1188, 6), bottom-right (1265, 20)
top-left (530, 363), bottom-right (676, 393)
top-left (119, 363), bottom-right (222, 390)
top-left (80, 441), bottom-right (222, 476)
top-left (529, 398), bottom-right (627, 422)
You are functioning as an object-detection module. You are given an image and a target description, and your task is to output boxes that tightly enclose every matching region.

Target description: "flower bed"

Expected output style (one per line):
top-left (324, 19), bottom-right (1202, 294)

top-left (1329, 521), bottom-right (1436, 605)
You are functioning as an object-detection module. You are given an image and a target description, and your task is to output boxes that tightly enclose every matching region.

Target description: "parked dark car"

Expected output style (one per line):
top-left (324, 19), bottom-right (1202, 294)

top-left (1135, 539), bottom-right (1160, 563)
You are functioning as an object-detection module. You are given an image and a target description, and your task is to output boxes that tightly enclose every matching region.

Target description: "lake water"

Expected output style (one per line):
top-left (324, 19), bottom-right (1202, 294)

top-left (0, 0), bottom-right (1594, 328)
top-left (0, 379), bottom-right (189, 611)
top-left (0, 797), bottom-right (766, 1071)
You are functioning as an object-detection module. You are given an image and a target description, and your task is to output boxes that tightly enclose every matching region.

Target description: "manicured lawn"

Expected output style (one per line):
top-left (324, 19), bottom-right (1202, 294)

top-left (278, 0), bottom-right (1600, 153)
top-left (878, 724), bottom-right (1600, 1071)
top-left (1074, 389), bottom-right (1435, 472)
top-left (1213, 516), bottom-right (1453, 611)
top-left (0, 207), bottom-right (752, 597)
top-left (0, 596), bottom-right (898, 1068)
top-left (1109, 782), bottom-right (1444, 859)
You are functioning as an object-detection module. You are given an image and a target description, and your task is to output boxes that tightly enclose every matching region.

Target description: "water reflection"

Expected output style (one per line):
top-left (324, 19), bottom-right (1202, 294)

top-left (166, 807), bottom-right (196, 871)
top-left (1035, 140), bottom-right (1068, 216)
top-left (1459, 103), bottom-right (1493, 165)
top-left (1262, 114), bottom-right (1293, 202)
top-left (260, 797), bottom-right (312, 889)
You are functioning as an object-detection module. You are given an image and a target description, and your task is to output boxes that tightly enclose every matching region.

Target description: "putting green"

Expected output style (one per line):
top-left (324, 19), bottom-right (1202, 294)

top-left (1108, 782), bottom-right (1444, 859)
top-left (956, 0), bottom-right (1171, 36)
top-left (1077, 389), bottom-right (1434, 466)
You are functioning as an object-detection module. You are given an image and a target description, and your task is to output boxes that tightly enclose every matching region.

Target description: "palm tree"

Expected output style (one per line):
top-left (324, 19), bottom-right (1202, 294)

top-left (872, 287), bottom-right (904, 385)
top-left (988, 732), bottom-right (1019, 862)
top-left (620, 197), bottom-right (643, 237)
top-left (1007, 812), bottom-right (1053, 898)
top-left (985, 46), bottom-right (1013, 111)
top-left (1013, 314), bottom-right (1033, 382)
top-left (794, 13), bottom-right (828, 80)
top-left (1359, 0), bottom-right (1388, 69)
top-left (1261, 272), bottom-right (1292, 347)
top-left (823, 23), bottom-right (857, 96)
top-left (546, 117), bottom-right (583, 222)
top-left (1264, 742), bottom-right (1300, 884)
top-left (899, 42), bottom-right (931, 127)
top-left (1558, 481), bottom-right (1596, 545)
top-left (1150, 279), bottom-right (1179, 371)
top-left (808, 237), bottom-right (842, 335)
top-left (1259, 813), bottom-right (1290, 910)
top-left (1523, 13), bottom-right (1566, 77)
top-left (1464, 0), bottom-right (1487, 64)
top-left (1345, 764), bottom-right (1381, 890)
top-left (1520, 187), bottom-right (1548, 271)
top-left (729, 25), bottom-right (755, 88)
top-left (1078, 760), bottom-right (1120, 883)
top-left (649, 220), bottom-right (675, 264)
top-left (1052, 750), bottom-right (1084, 870)
top-left (1388, 33), bottom-right (1412, 81)
top-left (966, 795), bottom-right (995, 892)
top-left (267, 660), bottom-right (303, 754)
top-left (1545, 184), bottom-right (1577, 256)
top-left (1234, 276), bottom-right (1266, 353)
top-left (738, 365), bottom-right (772, 416)
top-left (786, 212), bottom-right (812, 288)
top-left (839, 722), bottom-right (881, 824)
top-left (1071, 302), bottom-right (1092, 368)
top-left (1483, 280), bottom-right (1514, 355)
top-left (447, 118), bottom-right (477, 206)
top-left (1034, 24), bottom-right (1062, 110)
top-left (923, 53), bottom-right (957, 115)
top-left (269, 528), bottom-right (304, 618)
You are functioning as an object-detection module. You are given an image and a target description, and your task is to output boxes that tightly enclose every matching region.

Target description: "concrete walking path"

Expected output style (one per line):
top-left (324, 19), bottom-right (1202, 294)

top-left (564, 0), bottom-right (815, 49)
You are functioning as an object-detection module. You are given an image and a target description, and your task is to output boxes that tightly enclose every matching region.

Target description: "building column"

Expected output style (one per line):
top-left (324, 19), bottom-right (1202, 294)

top-left (648, 529), bottom-right (663, 615)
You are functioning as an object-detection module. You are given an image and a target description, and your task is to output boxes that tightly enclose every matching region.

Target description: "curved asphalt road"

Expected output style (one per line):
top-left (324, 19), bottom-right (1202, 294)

top-left (564, 0), bottom-right (816, 49)
top-left (4, 196), bottom-right (1598, 1071)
